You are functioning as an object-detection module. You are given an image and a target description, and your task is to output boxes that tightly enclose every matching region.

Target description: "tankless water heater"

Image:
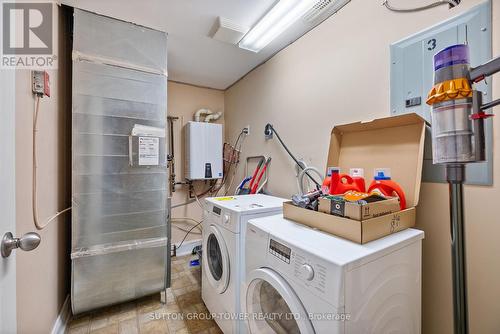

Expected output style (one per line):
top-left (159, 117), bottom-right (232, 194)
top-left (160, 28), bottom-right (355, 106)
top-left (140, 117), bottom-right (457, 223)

top-left (185, 121), bottom-right (223, 180)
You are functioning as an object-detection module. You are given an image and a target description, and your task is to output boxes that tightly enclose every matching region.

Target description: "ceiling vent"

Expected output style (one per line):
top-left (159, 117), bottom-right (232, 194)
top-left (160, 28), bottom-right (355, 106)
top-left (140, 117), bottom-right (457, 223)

top-left (210, 17), bottom-right (249, 45)
top-left (302, 0), bottom-right (351, 25)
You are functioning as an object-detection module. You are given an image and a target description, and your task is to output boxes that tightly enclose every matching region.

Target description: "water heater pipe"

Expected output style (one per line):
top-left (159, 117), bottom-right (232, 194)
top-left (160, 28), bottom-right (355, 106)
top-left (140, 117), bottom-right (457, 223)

top-left (194, 108), bottom-right (212, 122)
top-left (204, 111), bottom-right (223, 122)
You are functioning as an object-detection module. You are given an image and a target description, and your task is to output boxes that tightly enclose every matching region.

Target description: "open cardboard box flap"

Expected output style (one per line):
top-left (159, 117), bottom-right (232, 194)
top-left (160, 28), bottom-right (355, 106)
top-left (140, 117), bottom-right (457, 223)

top-left (283, 113), bottom-right (426, 244)
top-left (327, 113), bottom-right (426, 208)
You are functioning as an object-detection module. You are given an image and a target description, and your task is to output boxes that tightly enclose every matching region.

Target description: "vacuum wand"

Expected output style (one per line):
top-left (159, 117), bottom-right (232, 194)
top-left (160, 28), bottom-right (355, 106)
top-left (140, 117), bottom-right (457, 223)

top-left (447, 164), bottom-right (468, 334)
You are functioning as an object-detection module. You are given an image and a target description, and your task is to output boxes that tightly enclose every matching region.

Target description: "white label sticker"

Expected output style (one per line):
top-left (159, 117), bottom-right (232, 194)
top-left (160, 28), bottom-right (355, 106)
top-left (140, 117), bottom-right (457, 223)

top-left (138, 136), bottom-right (159, 166)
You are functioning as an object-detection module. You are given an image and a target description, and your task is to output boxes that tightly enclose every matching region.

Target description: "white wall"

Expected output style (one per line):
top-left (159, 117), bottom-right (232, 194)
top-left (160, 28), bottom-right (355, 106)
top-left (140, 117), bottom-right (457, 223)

top-left (225, 1), bottom-right (500, 333)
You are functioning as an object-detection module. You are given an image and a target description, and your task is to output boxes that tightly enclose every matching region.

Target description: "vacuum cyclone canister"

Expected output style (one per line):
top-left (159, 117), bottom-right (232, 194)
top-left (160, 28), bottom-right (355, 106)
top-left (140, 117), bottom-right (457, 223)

top-left (426, 44), bottom-right (486, 164)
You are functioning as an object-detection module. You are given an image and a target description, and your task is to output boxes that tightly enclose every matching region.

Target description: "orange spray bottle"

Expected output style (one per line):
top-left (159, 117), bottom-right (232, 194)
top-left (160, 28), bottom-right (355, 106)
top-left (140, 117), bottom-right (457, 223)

top-left (367, 168), bottom-right (406, 210)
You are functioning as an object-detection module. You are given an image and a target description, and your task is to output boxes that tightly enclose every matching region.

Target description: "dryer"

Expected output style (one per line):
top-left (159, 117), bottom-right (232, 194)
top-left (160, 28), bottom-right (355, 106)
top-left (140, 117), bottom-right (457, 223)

top-left (202, 195), bottom-right (287, 333)
top-left (244, 214), bottom-right (424, 334)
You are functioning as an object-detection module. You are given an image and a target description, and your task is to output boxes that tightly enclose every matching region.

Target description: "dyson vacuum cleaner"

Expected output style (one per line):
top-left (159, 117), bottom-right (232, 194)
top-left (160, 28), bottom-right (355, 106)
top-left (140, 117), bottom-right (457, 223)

top-left (426, 44), bottom-right (499, 334)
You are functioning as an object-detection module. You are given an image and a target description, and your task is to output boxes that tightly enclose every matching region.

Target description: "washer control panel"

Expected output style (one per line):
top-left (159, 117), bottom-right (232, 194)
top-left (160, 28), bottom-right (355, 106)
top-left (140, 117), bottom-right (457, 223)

top-left (269, 239), bottom-right (291, 264)
top-left (292, 252), bottom-right (327, 294)
top-left (266, 237), bottom-right (343, 307)
top-left (212, 206), bottom-right (222, 216)
top-left (205, 204), bottom-right (237, 232)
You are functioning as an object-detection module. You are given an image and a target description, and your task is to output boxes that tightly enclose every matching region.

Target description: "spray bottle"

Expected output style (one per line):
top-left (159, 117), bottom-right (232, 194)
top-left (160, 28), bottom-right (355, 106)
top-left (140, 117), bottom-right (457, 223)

top-left (367, 168), bottom-right (406, 210)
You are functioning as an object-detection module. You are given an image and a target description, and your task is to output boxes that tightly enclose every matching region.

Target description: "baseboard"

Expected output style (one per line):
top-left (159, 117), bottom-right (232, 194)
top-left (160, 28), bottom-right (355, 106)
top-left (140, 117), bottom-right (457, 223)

top-left (175, 239), bottom-right (202, 257)
top-left (51, 295), bottom-right (71, 334)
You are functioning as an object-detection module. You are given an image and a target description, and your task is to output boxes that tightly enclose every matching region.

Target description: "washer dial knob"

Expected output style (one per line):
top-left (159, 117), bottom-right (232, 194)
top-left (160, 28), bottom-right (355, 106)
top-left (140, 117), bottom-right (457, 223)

top-left (301, 264), bottom-right (314, 281)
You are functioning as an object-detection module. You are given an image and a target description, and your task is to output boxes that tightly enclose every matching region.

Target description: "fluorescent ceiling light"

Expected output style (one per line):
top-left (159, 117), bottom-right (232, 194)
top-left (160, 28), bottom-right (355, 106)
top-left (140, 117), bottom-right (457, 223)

top-left (239, 0), bottom-right (318, 53)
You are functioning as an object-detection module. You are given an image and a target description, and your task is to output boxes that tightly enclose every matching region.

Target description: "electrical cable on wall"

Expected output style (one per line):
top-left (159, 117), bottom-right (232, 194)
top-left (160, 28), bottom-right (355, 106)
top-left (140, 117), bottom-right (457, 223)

top-left (176, 220), bottom-right (203, 250)
top-left (265, 124), bottom-right (321, 189)
top-left (382, 0), bottom-right (459, 13)
top-left (171, 217), bottom-right (202, 235)
top-left (32, 95), bottom-right (72, 230)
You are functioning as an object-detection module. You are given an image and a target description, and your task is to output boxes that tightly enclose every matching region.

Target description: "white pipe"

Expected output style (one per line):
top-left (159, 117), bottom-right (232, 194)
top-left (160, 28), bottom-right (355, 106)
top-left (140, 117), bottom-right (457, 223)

top-left (204, 111), bottom-right (223, 122)
top-left (194, 108), bottom-right (212, 122)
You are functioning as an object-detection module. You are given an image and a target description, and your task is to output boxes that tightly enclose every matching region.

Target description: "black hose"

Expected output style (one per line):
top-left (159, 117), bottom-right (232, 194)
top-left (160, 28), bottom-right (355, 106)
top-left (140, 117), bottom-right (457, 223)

top-left (266, 124), bottom-right (321, 188)
top-left (176, 220), bottom-right (203, 250)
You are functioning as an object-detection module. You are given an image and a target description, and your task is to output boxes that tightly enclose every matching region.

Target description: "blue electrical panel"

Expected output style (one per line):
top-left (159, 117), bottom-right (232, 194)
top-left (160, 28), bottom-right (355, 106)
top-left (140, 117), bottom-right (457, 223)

top-left (390, 1), bottom-right (492, 185)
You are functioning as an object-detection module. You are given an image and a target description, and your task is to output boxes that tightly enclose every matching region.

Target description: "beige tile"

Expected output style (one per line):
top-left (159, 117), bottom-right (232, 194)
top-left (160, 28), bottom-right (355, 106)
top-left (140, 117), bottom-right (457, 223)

top-left (115, 303), bottom-right (137, 321)
top-left (69, 315), bottom-right (91, 329)
top-left (68, 325), bottom-right (89, 334)
top-left (161, 305), bottom-right (182, 321)
top-left (139, 319), bottom-right (169, 334)
top-left (172, 287), bottom-right (187, 297)
top-left (90, 323), bottom-right (119, 334)
top-left (193, 330), bottom-right (210, 334)
top-left (137, 299), bottom-right (163, 314)
top-left (118, 318), bottom-right (138, 334)
top-left (172, 328), bottom-right (189, 334)
top-left (208, 326), bottom-right (223, 334)
top-left (68, 254), bottom-right (222, 334)
top-left (165, 317), bottom-right (187, 332)
top-left (176, 290), bottom-right (202, 309)
top-left (138, 308), bottom-right (165, 325)
top-left (90, 317), bottom-right (110, 331)
top-left (117, 309), bottom-right (137, 322)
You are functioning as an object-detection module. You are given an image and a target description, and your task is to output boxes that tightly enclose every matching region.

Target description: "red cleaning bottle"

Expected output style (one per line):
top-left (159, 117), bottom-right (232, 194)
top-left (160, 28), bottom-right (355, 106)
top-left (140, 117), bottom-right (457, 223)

top-left (329, 167), bottom-right (362, 195)
top-left (367, 168), bottom-right (406, 210)
top-left (322, 167), bottom-right (335, 193)
top-left (349, 168), bottom-right (366, 193)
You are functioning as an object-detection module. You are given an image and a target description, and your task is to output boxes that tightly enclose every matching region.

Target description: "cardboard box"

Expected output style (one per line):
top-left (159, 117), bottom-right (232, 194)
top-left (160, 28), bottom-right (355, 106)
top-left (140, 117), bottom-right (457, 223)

top-left (318, 196), bottom-right (401, 221)
top-left (283, 113), bottom-right (425, 244)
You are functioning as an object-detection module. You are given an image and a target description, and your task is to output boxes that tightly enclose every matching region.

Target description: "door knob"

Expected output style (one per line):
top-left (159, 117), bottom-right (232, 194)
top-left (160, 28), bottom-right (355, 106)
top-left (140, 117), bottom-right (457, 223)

top-left (1, 232), bottom-right (41, 258)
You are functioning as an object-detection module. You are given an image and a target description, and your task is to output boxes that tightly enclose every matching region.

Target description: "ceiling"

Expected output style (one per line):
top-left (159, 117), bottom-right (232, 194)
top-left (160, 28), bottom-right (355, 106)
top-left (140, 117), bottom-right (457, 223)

top-left (61, 0), bottom-right (338, 90)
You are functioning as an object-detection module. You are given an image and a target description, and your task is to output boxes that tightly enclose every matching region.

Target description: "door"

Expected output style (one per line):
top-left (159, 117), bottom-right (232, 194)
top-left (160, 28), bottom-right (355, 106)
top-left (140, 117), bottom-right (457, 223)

top-left (0, 69), bottom-right (17, 332)
top-left (244, 268), bottom-right (315, 334)
top-left (203, 224), bottom-right (230, 294)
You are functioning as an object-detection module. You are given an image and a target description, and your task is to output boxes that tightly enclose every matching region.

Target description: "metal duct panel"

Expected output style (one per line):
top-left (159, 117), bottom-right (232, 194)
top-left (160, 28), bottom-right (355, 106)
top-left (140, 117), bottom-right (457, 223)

top-left (71, 9), bottom-right (169, 314)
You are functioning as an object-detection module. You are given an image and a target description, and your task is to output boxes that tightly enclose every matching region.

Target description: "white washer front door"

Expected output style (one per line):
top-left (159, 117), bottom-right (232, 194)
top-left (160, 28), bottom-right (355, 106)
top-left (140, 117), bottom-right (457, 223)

top-left (203, 224), bottom-right (230, 294)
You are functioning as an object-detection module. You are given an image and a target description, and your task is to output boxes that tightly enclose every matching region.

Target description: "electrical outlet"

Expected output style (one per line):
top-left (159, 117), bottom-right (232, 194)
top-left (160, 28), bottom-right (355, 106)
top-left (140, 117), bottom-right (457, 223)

top-left (264, 124), bottom-right (273, 140)
top-left (32, 70), bottom-right (44, 95)
top-left (32, 70), bottom-right (50, 97)
top-left (243, 125), bottom-right (250, 135)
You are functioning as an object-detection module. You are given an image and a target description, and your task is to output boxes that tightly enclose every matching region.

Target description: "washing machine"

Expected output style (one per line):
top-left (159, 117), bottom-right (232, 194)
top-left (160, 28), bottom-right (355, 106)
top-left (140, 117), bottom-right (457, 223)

top-left (202, 195), bottom-right (287, 333)
top-left (243, 214), bottom-right (424, 334)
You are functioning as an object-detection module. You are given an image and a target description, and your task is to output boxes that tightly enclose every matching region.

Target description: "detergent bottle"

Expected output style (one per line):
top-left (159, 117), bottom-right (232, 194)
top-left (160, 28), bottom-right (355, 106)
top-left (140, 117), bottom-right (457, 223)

top-left (329, 167), bottom-right (362, 195)
top-left (367, 168), bottom-right (406, 210)
top-left (321, 167), bottom-right (336, 193)
top-left (349, 168), bottom-right (366, 193)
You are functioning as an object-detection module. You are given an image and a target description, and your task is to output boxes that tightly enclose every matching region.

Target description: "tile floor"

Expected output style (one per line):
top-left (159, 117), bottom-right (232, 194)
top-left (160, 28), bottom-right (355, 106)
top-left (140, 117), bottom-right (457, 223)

top-left (68, 255), bottom-right (222, 334)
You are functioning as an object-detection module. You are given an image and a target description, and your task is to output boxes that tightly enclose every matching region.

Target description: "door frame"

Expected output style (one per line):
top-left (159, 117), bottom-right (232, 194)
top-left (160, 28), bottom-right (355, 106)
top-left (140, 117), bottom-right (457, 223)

top-left (0, 67), bottom-right (17, 333)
